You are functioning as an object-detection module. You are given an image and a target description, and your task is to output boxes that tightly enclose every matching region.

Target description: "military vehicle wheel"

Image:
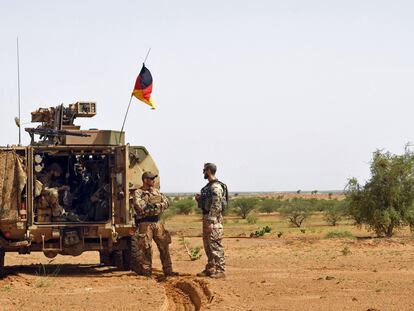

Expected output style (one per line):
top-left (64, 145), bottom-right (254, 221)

top-left (99, 250), bottom-right (130, 271)
top-left (122, 238), bottom-right (132, 271)
top-left (99, 251), bottom-right (112, 266)
top-left (129, 235), bottom-right (140, 274)
top-left (0, 248), bottom-right (5, 278)
top-left (111, 250), bottom-right (125, 270)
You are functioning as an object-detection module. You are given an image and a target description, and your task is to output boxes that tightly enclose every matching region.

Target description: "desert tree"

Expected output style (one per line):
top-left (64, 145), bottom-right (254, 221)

top-left (171, 198), bottom-right (196, 215)
top-left (257, 199), bottom-right (283, 214)
top-left (323, 200), bottom-right (348, 226)
top-left (280, 198), bottom-right (312, 227)
top-left (346, 147), bottom-right (414, 237)
top-left (231, 197), bottom-right (259, 219)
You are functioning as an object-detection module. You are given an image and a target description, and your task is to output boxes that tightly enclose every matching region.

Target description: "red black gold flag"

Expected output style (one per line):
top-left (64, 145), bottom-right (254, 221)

top-left (132, 64), bottom-right (155, 109)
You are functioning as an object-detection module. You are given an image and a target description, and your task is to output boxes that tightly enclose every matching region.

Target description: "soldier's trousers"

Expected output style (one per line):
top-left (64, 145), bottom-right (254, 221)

top-left (135, 221), bottom-right (173, 275)
top-left (202, 215), bottom-right (225, 273)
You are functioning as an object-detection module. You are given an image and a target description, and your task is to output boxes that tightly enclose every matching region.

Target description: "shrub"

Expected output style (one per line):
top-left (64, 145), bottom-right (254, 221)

top-left (279, 199), bottom-right (312, 227)
top-left (323, 200), bottom-right (348, 226)
top-left (231, 198), bottom-right (259, 219)
top-left (246, 212), bottom-right (259, 224)
top-left (346, 147), bottom-right (414, 237)
top-left (325, 230), bottom-right (355, 239)
top-left (188, 246), bottom-right (203, 261)
top-left (257, 199), bottom-right (283, 214)
top-left (172, 198), bottom-right (196, 215)
top-left (250, 226), bottom-right (272, 237)
top-left (179, 237), bottom-right (202, 260)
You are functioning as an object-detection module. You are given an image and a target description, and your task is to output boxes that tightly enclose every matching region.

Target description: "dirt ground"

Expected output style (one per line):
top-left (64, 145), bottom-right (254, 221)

top-left (1, 214), bottom-right (414, 311)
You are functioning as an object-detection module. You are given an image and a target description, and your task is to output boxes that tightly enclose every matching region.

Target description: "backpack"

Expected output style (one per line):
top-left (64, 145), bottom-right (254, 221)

top-left (214, 180), bottom-right (228, 212)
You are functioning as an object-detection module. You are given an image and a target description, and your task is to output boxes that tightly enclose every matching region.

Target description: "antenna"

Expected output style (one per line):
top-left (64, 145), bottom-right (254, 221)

top-left (17, 37), bottom-right (21, 146)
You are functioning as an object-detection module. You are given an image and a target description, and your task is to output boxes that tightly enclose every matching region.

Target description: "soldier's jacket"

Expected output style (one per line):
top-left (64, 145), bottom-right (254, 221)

top-left (131, 187), bottom-right (169, 219)
top-left (199, 180), bottom-right (226, 224)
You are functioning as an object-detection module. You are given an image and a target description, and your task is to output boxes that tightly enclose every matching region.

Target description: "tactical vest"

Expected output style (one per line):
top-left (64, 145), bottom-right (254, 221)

top-left (200, 180), bottom-right (228, 214)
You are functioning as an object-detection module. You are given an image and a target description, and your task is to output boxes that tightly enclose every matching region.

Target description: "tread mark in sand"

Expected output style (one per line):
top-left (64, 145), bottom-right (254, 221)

top-left (161, 277), bottom-right (213, 311)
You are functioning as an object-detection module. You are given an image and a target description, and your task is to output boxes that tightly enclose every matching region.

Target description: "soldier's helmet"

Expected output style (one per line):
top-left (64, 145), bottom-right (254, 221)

top-left (142, 171), bottom-right (158, 180)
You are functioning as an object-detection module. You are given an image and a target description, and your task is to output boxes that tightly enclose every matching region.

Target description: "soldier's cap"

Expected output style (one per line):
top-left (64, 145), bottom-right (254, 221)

top-left (48, 162), bottom-right (62, 173)
top-left (142, 171), bottom-right (158, 180)
top-left (128, 182), bottom-right (137, 191)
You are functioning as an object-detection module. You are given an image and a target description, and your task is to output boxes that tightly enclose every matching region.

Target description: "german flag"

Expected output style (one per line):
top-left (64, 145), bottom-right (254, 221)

top-left (132, 64), bottom-right (155, 109)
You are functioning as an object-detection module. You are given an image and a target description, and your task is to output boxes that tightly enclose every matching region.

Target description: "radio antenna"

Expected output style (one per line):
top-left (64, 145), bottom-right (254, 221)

top-left (17, 37), bottom-right (22, 146)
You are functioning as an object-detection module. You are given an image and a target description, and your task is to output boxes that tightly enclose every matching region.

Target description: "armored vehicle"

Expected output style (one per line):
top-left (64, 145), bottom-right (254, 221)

top-left (0, 102), bottom-right (159, 277)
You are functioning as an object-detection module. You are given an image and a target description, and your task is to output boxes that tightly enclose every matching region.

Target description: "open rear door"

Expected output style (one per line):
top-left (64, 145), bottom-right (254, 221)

top-left (126, 146), bottom-right (160, 225)
top-left (114, 146), bottom-right (127, 224)
top-left (0, 148), bottom-right (27, 224)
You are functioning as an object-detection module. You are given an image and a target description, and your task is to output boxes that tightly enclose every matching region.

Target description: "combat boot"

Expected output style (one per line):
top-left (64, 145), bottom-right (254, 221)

top-left (164, 271), bottom-right (179, 277)
top-left (209, 271), bottom-right (225, 279)
top-left (196, 270), bottom-right (212, 277)
top-left (137, 270), bottom-right (152, 277)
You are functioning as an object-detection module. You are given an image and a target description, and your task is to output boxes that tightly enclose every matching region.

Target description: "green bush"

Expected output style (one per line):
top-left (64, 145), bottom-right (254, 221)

top-left (323, 200), bottom-right (348, 226)
top-left (231, 197), bottom-right (259, 219)
top-left (250, 226), bottom-right (272, 237)
top-left (346, 147), bottom-right (414, 237)
top-left (171, 198), bottom-right (196, 215)
top-left (257, 199), bottom-right (283, 214)
top-left (246, 212), bottom-right (259, 224)
top-left (179, 237), bottom-right (203, 260)
top-left (279, 198), bottom-right (313, 227)
top-left (325, 230), bottom-right (355, 239)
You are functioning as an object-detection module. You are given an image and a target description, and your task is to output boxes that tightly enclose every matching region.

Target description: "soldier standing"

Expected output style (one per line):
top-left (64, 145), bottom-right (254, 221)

top-left (130, 172), bottom-right (178, 277)
top-left (196, 163), bottom-right (227, 278)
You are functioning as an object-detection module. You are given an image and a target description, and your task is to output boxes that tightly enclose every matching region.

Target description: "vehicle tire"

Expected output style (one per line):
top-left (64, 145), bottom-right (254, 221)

top-left (122, 238), bottom-right (132, 271)
top-left (111, 250), bottom-right (125, 270)
top-left (99, 250), bottom-right (112, 266)
top-left (129, 235), bottom-right (140, 274)
top-left (0, 248), bottom-right (5, 279)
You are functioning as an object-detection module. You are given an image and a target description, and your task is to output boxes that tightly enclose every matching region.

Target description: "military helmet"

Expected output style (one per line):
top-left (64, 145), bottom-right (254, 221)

top-left (142, 171), bottom-right (158, 180)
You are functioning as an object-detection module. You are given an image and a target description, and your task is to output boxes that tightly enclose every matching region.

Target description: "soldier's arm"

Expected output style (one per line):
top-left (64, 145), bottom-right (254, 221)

top-left (157, 193), bottom-right (169, 212)
top-left (145, 192), bottom-right (169, 216)
top-left (208, 183), bottom-right (224, 224)
top-left (132, 190), bottom-right (146, 216)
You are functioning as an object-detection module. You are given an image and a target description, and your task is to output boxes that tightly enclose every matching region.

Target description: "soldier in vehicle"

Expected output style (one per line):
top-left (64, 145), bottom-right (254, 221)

top-left (195, 163), bottom-right (228, 279)
top-left (130, 172), bottom-right (178, 277)
top-left (37, 163), bottom-right (69, 221)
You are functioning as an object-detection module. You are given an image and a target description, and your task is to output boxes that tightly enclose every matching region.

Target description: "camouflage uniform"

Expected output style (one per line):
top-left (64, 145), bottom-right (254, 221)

top-left (37, 173), bottom-right (65, 218)
top-left (199, 180), bottom-right (226, 274)
top-left (131, 187), bottom-right (173, 275)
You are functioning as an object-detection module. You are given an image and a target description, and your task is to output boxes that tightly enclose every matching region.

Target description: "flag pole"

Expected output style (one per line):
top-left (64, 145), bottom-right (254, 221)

top-left (118, 94), bottom-right (133, 145)
top-left (143, 48), bottom-right (151, 64)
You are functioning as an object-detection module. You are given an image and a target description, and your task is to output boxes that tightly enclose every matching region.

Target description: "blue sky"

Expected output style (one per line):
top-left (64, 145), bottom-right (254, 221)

top-left (1, 1), bottom-right (413, 192)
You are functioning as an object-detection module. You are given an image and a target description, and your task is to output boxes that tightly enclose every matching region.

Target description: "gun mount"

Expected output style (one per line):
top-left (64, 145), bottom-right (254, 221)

top-left (25, 102), bottom-right (124, 146)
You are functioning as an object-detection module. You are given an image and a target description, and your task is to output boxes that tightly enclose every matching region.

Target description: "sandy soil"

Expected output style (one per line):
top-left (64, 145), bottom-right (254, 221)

top-left (1, 223), bottom-right (414, 310)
